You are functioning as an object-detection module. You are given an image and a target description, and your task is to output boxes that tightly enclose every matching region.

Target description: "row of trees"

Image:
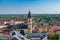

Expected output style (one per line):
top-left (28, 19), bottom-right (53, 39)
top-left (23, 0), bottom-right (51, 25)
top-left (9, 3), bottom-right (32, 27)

top-left (34, 15), bottom-right (60, 26)
top-left (0, 16), bottom-right (24, 21)
top-left (39, 16), bottom-right (52, 25)
top-left (48, 33), bottom-right (60, 40)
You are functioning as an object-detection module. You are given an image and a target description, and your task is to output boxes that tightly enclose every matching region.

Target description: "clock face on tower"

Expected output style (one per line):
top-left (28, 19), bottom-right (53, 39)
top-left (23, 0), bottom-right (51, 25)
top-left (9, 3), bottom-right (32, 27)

top-left (29, 20), bottom-right (30, 22)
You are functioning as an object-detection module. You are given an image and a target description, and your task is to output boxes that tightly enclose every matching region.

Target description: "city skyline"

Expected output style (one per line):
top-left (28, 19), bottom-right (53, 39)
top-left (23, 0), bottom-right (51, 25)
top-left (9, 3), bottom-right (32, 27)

top-left (0, 0), bottom-right (60, 14)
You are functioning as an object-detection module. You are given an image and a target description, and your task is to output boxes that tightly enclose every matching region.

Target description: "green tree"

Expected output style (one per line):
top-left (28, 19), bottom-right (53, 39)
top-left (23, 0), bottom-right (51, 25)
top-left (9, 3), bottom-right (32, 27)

top-left (39, 16), bottom-right (53, 26)
top-left (48, 33), bottom-right (60, 40)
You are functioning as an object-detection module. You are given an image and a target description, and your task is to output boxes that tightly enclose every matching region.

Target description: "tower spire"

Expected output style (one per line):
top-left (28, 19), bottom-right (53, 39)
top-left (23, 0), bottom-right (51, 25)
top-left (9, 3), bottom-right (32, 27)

top-left (27, 10), bottom-right (32, 33)
top-left (28, 10), bottom-right (31, 18)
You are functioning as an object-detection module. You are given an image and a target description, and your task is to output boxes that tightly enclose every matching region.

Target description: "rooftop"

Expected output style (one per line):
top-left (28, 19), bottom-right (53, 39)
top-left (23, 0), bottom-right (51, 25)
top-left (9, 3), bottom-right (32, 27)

top-left (6, 24), bottom-right (28, 30)
top-left (25, 33), bottom-right (47, 39)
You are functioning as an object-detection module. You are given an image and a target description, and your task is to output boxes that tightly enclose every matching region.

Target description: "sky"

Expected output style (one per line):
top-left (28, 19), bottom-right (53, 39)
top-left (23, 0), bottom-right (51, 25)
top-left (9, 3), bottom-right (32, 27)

top-left (0, 0), bottom-right (60, 14)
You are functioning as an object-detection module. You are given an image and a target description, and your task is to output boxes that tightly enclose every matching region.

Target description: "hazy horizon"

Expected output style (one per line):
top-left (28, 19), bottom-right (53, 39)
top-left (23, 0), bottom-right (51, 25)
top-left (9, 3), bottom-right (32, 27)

top-left (0, 0), bottom-right (60, 14)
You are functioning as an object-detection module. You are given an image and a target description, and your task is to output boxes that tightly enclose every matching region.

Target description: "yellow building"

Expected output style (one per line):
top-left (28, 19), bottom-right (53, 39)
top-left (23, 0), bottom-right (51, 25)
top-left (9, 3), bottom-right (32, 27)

top-left (27, 10), bottom-right (32, 33)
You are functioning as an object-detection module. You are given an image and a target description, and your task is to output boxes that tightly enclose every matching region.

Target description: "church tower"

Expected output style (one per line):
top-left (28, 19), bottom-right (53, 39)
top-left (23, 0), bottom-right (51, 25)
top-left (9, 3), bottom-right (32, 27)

top-left (27, 10), bottom-right (32, 33)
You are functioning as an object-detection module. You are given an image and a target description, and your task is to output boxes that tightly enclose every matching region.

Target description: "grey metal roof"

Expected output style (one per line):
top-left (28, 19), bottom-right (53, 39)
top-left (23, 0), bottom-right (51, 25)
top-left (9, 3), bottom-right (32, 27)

top-left (11, 31), bottom-right (29, 40)
top-left (25, 33), bottom-right (47, 39)
top-left (6, 24), bottom-right (28, 30)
